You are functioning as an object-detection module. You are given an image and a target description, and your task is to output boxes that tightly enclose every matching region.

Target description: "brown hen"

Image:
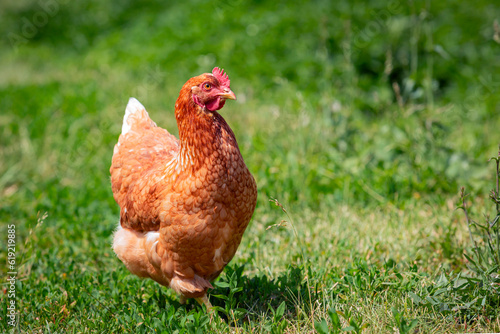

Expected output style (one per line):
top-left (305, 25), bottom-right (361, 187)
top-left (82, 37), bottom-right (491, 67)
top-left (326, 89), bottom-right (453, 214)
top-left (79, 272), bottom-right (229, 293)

top-left (110, 68), bottom-right (257, 309)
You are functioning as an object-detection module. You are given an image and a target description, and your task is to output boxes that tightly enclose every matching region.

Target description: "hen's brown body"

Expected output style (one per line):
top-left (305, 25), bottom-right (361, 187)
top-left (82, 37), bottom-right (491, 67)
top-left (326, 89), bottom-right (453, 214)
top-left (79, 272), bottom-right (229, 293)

top-left (111, 68), bottom-right (257, 306)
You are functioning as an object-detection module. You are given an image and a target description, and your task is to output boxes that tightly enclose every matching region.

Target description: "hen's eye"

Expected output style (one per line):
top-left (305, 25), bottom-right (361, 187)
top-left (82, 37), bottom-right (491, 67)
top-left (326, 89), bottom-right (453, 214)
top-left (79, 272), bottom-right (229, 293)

top-left (204, 83), bottom-right (211, 90)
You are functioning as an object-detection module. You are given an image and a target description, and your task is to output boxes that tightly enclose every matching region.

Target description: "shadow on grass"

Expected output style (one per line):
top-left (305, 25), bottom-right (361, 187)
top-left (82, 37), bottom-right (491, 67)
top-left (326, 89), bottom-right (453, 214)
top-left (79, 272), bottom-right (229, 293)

top-left (152, 264), bottom-right (313, 323)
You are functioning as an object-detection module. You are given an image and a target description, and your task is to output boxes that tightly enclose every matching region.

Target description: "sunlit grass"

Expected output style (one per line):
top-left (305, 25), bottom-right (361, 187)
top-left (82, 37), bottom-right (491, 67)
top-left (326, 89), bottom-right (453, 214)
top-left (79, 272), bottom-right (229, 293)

top-left (1, 0), bottom-right (500, 332)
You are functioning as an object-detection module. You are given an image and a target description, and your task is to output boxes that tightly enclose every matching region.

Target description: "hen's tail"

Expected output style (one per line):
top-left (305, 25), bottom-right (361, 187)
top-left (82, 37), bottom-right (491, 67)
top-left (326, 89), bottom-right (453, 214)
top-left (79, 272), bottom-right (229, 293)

top-left (121, 97), bottom-right (157, 135)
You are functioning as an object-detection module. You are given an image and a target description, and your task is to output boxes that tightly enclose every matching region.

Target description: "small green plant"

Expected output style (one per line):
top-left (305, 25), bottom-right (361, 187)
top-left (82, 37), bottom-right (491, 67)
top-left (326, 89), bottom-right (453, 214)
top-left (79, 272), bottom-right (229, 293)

top-left (266, 301), bottom-right (288, 334)
top-left (408, 149), bottom-right (500, 327)
top-left (315, 307), bottom-right (369, 334)
top-left (430, 148), bottom-right (500, 320)
top-left (315, 308), bottom-right (342, 334)
top-left (212, 265), bottom-right (247, 325)
top-left (391, 307), bottom-right (418, 334)
top-left (458, 148), bottom-right (500, 280)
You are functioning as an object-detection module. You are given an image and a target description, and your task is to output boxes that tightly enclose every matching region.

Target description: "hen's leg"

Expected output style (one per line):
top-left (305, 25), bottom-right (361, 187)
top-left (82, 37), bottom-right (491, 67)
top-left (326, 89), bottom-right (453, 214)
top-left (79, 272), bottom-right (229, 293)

top-left (179, 295), bottom-right (187, 305)
top-left (195, 294), bottom-right (213, 311)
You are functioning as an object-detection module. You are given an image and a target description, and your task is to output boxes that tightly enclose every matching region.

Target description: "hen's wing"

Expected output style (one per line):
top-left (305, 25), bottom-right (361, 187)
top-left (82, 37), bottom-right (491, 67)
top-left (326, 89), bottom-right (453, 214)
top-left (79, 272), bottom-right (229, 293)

top-left (110, 98), bottom-right (179, 232)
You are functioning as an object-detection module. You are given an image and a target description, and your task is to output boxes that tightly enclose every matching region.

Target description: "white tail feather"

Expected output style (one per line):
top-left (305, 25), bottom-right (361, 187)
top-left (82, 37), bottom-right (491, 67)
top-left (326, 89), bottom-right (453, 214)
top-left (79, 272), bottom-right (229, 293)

top-left (122, 97), bottom-right (147, 135)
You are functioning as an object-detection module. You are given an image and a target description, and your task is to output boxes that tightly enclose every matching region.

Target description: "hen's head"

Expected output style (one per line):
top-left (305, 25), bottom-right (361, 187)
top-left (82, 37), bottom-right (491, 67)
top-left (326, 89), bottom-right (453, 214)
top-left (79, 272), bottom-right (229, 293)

top-left (181, 67), bottom-right (236, 112)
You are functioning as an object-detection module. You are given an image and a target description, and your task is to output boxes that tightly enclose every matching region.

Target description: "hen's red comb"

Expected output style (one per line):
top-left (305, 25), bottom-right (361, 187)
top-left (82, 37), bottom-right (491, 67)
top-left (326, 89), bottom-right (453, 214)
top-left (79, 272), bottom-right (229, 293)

top-left (212, 67), bottom-right (230, 88)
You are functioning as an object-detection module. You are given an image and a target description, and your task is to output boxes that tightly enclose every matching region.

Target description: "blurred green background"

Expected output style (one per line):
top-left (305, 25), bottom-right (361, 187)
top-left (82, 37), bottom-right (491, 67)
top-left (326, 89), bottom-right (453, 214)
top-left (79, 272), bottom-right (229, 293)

top-left (1, 0), bottom-right (499, 211)
top-left (0, 0), bottom-right (499, 332)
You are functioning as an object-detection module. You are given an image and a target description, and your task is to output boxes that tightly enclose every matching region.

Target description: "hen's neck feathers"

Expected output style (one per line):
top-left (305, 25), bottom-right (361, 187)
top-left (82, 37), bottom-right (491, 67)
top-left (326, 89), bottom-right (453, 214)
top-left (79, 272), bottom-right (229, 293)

top-left (172, 89), bottom-right (240, 172)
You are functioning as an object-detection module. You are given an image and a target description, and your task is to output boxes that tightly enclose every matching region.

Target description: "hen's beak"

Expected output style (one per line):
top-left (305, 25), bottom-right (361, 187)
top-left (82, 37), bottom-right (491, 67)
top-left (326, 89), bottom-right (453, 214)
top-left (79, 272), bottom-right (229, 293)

top-left (218, 89), bottom-right (236, 101)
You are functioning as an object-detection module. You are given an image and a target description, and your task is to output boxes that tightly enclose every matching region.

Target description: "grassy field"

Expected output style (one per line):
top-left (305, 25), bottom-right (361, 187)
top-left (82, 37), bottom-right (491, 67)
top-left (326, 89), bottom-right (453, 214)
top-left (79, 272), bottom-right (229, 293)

top-left (1, 0), bottom-right (500, 332)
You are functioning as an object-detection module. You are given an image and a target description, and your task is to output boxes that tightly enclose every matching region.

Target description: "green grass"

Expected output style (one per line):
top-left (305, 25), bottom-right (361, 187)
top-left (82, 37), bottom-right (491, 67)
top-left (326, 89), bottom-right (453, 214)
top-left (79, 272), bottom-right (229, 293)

top-left (1, 0), bottom-right (500, 332)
